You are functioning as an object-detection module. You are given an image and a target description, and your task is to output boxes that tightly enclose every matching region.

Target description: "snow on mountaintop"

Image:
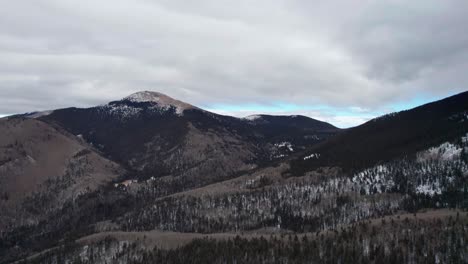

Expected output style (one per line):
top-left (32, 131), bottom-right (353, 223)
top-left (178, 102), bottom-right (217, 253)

top-left (122, 91), bottom-right (196, 115)
top-left (244, 115), bottom-right (263, 121)
top-left (24, 110), bottom-right (54, 118)
top-left (243, 114), bottom-right (305, 122)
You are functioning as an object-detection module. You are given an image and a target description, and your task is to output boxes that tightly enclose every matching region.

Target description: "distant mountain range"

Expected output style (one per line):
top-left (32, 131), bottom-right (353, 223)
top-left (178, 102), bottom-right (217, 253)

top-left (0, 90), bottom-right (467, 263)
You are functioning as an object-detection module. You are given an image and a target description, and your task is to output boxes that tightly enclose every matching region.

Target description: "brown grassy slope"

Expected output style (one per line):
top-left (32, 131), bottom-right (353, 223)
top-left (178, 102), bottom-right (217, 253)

top-left (0, 117), bottom-right (124, 230)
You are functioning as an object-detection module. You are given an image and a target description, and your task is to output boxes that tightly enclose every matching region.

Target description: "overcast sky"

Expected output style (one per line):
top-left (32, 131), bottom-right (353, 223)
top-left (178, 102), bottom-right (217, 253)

top-left (1, 0), bottom-right (467, 127)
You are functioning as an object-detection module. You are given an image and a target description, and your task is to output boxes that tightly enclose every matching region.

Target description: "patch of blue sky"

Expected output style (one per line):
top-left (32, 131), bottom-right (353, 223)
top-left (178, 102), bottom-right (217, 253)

top-left (389, 95), bottom-right (438, 112)
top-left (206, 101), bottom-right (383, 117)
top-left (388, 90), bottom-right (465, 113)
top-left (199, 91), bottom-right (463, 128)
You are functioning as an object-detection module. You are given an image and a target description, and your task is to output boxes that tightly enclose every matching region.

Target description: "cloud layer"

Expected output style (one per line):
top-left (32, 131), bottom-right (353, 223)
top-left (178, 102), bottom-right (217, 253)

top-left (1, 0), bottom-right (467, 127)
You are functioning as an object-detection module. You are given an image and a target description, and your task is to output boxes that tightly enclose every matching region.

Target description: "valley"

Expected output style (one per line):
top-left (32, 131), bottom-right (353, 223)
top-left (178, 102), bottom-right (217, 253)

top-left (0, 91), bottom-right (467, 263)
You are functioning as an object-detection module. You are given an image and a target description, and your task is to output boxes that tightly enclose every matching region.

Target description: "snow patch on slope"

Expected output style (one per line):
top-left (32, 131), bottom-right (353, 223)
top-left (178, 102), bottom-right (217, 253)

top-left (275, 142), bottom-right (294, 152)
top-left (243, 115), bottom-right (263, 121)
top-left (415, 182), bottom-right (442, 196)
top-left (99, 104), bottom-right (143, 120)
top-left (353, 137), bottom-right (468, 197)
top-left (417, 142), bottom-right (462, 162)
top-left (304, 153), bottom-right (320, 160)
top-left (24, 110), bottom-right (54, 118)
top-left (352, 165), bottom-right (395, 194)
top-left (270, 141), bottom-right (295, 159)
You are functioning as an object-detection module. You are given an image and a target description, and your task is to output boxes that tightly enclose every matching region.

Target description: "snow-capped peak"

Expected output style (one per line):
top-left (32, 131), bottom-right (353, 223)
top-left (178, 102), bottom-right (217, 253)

top-left (122, 91), bottom-right (195, 115)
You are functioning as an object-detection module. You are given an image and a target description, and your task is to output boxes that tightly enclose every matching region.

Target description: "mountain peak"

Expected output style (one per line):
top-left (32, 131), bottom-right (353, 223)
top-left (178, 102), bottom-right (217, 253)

top-left (122, 91), bottom-right (196, 114)
top-left (124, 91), bottom-right (170, 102)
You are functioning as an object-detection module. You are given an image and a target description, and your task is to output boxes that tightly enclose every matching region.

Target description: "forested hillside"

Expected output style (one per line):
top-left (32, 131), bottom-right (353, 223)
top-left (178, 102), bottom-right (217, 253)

top-left (1, 91), bottom-right (467, 264)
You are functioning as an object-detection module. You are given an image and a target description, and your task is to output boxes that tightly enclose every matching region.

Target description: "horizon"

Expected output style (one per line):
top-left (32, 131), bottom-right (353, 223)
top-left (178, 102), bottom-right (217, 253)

top-left (0, 89), bottom-right (465, 128)
top-left (1, 1), bottom-right (468, 128)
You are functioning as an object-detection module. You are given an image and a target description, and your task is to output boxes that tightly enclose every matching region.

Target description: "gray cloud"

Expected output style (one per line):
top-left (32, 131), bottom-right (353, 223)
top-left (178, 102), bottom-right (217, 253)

top-left (0, 0), bottom-right (467, 126)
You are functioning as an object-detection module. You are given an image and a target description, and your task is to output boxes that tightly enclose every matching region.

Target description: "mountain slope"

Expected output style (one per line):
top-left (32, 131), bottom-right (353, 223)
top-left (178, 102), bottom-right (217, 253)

top-left (290, 91), bottom-right (468, 175)
top-left (0, 117), bottom-right (124, 230)
top-left (0, 91), bottom-right (340, 262)
top-left (2, 91), bottom-right (466, 264)
top-left (243, 114), bottom-right (338, 149)
top-left (40, 91), bottom-right (339, 189)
